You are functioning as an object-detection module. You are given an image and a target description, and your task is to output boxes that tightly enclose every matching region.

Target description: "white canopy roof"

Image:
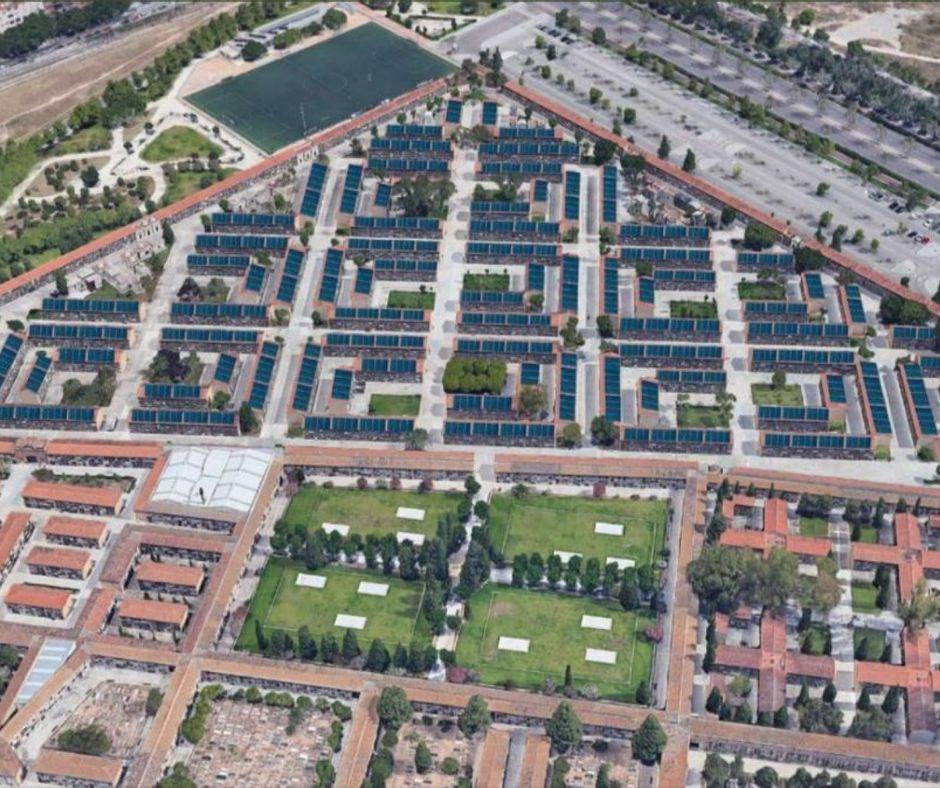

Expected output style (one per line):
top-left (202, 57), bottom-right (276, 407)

top-left (151, 447), bottom-right (271, 514)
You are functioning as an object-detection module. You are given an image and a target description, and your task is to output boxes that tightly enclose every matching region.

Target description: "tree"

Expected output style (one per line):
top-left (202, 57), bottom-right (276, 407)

top-left (458, 695), bottom-right (490, 737)
top-left (632, 715), bottom-right (667, 764)
top-left (635, 681), bottom-right (651, 706)
top-left (588, 86), bottom-right (603, 105)
top-left (590, 416), bottom-right (618, 447)
top-left (298, 626), bottom-right (317, 661)
top-left (622, 107), bottom-right (636, 124)
top-left (54, 270), bottom-right (68, 295)
top-left (238, 402), bottom-right (258, 434)
top-left (798, 698), bottom-right (843, 734)
top-left (146, 688), bottom-right (163, 716)
top-left (743, 221), bottom-right (776, 250)
top-left (591, 26), bottom-right (606, 45)
top-left (58, 724), bottom-right (111, 755)
top-left (849, 708), bottom-right (892, 741)
top-left (80, 165), bottom-right (99, 189)
top-left (773, 706), bottom-right (789, 728)
top-left (518, 385), bottom-right (548, 418)
top-left (322, 8), bottom-right (347, 29)
top-left (242, 40), bottom-right (267, 61)
top-left (404, 429), bottom-right (428, 451)
top-left (414, 741), bottom-right (432, 774)
top-left (557, 422), bottom-right (582, 449)
top-left (899, 580), bottom-right (940, 631)
top-left (879, 293), bottom-right (929, 326)
top-left (377, 686), bottom-right (411, 729)
top-left (620, 152), bottom-right (645, 185)
top-left (681, 148), bottom-right (696, 173)
top-left (546, 701), bottom-right (582, 753)
top-left (593, 138), bottom-right (617, 166)
top-left (706, 687), bottom-right (722, 714)
top-left (341, 629), bottom-right (360, 662)
top-left (657, 135), bottom-right (671, 159)
top-left (754, 766), bottom-right (779, 788)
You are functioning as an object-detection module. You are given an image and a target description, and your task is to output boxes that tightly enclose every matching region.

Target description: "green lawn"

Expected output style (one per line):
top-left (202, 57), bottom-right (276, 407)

top-left (87, 281), bottom-right (129, 301)
top-left (738, 281), bottom-right (786, 300)
top-left (852, 582), bottom-right (881, 614)
top-left (188, 23), bottom-right (454, 153)
top-left (164, 167), bottom-right (238, 203)
top-left (387, 290), bottom-right (434, 309)
top-left (677, 404), bottom-right (729, 428)
top-left (456, 584), bottom-right (655, 702)
top-left (486, 494), bottom-right (667, 568)
top-left (853, 526), bottom-right (880, 544)
top-left (800, 623), bottom-right (831, 656)
top-left (853, 627), bottom-right (886, 661)
top-left (463, 272), bottom-right (508, 291)
top-left (235, 559), bottom-right (427, 651)
top-left (52, 125), bottom-right (111, 156)
top-left (25, 247), bottom-right (62, 267)
top-left (369, 394), bottom-right (421, 416)
top-left (670, 300), bottom-right (717, 319)
top-left (283, 485), bottom-right (464, 541)
top-left (751, 384), bottom-right (803, 407)
top-left (141, 126), bottom-right (223, 163)
top-left (799, 517), bottom-right (829, 538)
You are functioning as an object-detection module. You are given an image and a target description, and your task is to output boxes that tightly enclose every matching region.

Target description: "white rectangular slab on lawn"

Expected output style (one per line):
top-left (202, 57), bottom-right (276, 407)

top-left (581, 615), bottom-right (613, 631)
top-left (554, 550), bottom-right (583, 563)
top-left (357, 581), bottom-right (389, 597)
top-left (396, 507), bottom-right (426, 521)
top-left (497, 636), bottom-right (530, 653)
top-left (334, 614), bottom-right (366, 630)
top-left (585, 648), bottom-right (618, 665)
top-left (396, 531), bottom-right (426, 546)
top-left (605, 556), bottom-right (636, 570)
top-left (295, 573), bottom-right (327, 589)
top-left (322, 522), bottom-right (350, 536)
top-left (594, 522), bottom-right (624, 536)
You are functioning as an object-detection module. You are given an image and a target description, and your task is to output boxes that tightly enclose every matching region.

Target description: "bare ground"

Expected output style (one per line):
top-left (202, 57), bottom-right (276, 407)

top-left (0, 2), bottom-right (237, 141)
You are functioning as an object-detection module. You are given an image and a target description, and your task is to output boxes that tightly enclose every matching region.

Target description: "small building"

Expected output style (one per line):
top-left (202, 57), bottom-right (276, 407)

top-left (22, 480), bottom-right (123, 516)
top-left (4, 584), bottom-right (74, 619)
top-left (25, 546), bottom-right (93, 580)
top-left (33, 748), bottom-right (123, 788)
top-left (135, 560), bottom-right (205, 596)
top-left (116, 597), bottom-right (189, 632)
top-left (0, 512), bottom-right (34, 584)
top-left (43, 516), bottom-right (108, 549)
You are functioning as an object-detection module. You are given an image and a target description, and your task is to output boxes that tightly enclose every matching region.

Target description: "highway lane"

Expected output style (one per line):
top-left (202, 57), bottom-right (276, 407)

top-left (442, 6), bottom-right (940, 298)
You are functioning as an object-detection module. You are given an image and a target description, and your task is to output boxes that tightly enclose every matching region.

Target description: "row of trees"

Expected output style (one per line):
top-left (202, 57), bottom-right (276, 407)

top-left (702, 751), bottom-right (899, 788)
top-left (0, 0), bottom-right (130, 59)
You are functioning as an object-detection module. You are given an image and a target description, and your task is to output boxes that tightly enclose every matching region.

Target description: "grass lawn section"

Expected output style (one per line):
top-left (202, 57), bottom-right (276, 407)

top-left (53, 125), bottom-right (111, 156)
top-left (799, 517), bottom-right (829, 538)
top-left (487, 494), bottom-right (666, 567)
top-left (164, 167), bottom-right (238, 203)
top-left (387, 290), bottom-right (434, 309)
top-left (141, 126), bottom-right (222, 163)
top-left (677, 404), bottom-right (728, 428)
top-left (853, 525), bottom-right (879, 544)
top-left (236, 559), bottom-right (427, 650)
top-left (852, 582), bottom-right (881, 614)
top-left (853, 627), bottom-right (886, 660)
top-left (751, 383), bottom-right (803, 407)
top-left (284, 485), bottom-right (463, 541)
top-left (369, 394), bottom-right (421, 416)
top-left (738, 281), bottom-right (786, 300)
top-left (188, 23), bottom-right (454, 153)
top-left (457, 584), bottom-right (655, 701)
top-left (800, 623), bottom-right (831, 655)
top-left (463, 272), bottom-right (508, 291)
top-left (670, 300), bottom-right (717, 319)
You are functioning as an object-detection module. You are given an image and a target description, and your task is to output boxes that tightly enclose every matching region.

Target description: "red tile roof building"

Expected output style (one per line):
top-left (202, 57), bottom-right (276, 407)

top-left (22, 480), bottom-right (122, 516)
top-left (43, 515), bottom-right (108, 548)
top-left (4, 584), bottom-right (73, 619)
top-left (116, 598), bottom-right (189, 631)
top-left (25, 545), bottom-right (93, 580)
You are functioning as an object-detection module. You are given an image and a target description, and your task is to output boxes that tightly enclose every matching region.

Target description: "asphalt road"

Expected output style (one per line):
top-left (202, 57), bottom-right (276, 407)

top-left (555, 1), bottom-right (940, 196)
top-left (441, 5), bottom-right (940, 298)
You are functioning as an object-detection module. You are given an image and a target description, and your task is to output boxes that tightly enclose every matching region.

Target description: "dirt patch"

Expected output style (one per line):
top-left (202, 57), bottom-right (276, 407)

top-left (490, 599), bottom-right (516, 618)
top-left (0, 3), bottom-right (237, 141)
top-left (900, 10), bottom-right (940, 60)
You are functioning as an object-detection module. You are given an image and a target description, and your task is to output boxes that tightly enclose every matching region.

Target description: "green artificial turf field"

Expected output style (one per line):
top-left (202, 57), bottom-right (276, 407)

top-left (456, 584), bottom-right (655, 701)
top-left (236, 559), bottom-right (427, 651)
top-left (281, 485), bottom-right (464, 541)
top-left (188, 23), bottom-right (454, 153)
top-left (486, 494), bottom-right (667, 568)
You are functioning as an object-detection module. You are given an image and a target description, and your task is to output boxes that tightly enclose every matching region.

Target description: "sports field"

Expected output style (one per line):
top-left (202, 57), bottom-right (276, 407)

top-left (236, 558), bottom-right (428, 651)
top-left (187, 23), bottom-right (454, 153)
top-left (486, 494), bottom-right (668, 568)
top-left (282, 485), bottom-right (464, 541)
top-left (456, 584), bottom-right (655, 701)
